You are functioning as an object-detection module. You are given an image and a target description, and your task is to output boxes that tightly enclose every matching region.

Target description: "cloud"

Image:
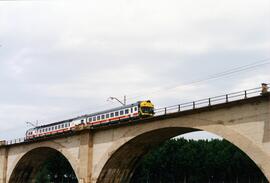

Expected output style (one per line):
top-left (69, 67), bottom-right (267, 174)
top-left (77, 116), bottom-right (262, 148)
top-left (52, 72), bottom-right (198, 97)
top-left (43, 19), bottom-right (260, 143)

top-left (0, 0), bottom-right (269, 140)
top-left (233, 75), bottom-right (270, 91)
top-left (179, 131), bottom-right (223, 141)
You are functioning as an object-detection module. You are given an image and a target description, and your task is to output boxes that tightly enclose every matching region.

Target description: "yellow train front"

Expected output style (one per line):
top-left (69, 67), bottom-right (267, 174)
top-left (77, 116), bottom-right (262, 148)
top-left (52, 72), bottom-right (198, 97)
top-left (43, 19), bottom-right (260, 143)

top-left (138, 100), bottom-right (154, 117)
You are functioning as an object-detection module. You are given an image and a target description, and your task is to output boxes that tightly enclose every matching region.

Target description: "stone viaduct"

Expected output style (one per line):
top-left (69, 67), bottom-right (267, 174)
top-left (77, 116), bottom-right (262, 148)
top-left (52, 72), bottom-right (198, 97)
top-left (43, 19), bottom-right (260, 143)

top-left (0, 90), bottom-right (270, 183)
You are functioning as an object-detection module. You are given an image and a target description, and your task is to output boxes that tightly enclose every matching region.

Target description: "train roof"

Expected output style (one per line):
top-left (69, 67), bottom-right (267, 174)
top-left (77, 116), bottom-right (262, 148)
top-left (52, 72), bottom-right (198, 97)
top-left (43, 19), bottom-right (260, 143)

top-left (27, 118), bottom-right (74, 131)
top-left (30, 102), bottom-right (140, 129)
top-left (85, 102), bottom-right (139, 117)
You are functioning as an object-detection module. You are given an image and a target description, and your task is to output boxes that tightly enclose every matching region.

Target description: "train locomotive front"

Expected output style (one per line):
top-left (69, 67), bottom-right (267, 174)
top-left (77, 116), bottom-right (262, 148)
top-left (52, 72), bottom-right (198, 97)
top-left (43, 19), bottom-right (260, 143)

top-left (138, 100), bottom-right (155, 116)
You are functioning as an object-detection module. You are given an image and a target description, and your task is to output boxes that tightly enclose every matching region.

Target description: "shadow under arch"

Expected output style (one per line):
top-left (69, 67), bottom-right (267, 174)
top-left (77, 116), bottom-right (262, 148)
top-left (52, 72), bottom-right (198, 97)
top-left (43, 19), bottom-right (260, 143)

top-left (97, 126), bottom-right (270, 183)
top-left (9, 147), bottom-right (78, 183)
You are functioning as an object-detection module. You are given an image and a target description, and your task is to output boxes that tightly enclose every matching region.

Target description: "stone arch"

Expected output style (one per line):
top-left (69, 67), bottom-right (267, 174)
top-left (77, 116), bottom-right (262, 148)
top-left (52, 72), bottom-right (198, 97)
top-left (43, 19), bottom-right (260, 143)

top-left (8, 144), bottom-right (78, 183)
top-left (96, 123), bottom-right (270, 183)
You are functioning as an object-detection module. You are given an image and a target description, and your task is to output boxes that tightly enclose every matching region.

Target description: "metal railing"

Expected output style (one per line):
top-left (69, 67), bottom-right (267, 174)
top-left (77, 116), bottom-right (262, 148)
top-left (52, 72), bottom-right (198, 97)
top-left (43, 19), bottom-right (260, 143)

top-left (5, 137), bottom-right (26, 146)
top-left (1, 84), bottom-right (269, 146)
top-left (154, 85), bottom-right (268, 116)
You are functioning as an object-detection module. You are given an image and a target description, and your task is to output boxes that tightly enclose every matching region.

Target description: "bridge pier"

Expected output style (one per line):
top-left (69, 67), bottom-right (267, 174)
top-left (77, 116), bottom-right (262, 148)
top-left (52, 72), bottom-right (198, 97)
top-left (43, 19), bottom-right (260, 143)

top-left (0, 147), bottom-right (7, 183)
top-left (78, 132), bottom-right (93, 183)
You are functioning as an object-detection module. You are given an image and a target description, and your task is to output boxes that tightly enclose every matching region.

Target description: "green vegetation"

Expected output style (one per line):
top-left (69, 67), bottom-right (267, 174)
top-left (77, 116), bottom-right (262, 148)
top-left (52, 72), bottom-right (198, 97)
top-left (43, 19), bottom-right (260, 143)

top-left (35, 152), bottom-right (77, 183)
top-left (132, 138), bottom-right (268, 183)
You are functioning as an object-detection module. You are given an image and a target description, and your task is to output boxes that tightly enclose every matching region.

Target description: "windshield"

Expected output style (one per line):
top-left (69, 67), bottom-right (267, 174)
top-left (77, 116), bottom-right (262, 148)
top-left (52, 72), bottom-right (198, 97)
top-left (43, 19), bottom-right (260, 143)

top-left (141, 107), bottom-right (154, 114)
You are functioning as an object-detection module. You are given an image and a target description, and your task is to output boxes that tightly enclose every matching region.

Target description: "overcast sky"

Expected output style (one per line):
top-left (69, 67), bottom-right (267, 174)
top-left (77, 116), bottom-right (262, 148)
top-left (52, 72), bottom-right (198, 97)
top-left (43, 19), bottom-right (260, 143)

top-left (0, 0), bottom-right (269, 140)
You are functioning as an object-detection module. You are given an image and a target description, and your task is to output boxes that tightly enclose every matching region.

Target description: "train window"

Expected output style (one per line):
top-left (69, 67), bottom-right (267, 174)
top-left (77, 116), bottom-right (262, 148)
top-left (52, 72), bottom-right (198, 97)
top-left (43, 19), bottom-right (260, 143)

top-left (48, 127), bottom-right (51, 131)
top-left (134, 107), bottom-right (137, 111)
top-left (97, 116), bottom-right (100, 120)
top-left (55, 126), bottom-right (58, 130)
top-left (106, 114), bottom-right (109, 118)
top-left (89, 118), bottom-right (92, 122)
top-left (52, 127), bottom-right (54, 130)
top-left (115, 111), bottom-right (119, 117)
top-left (58, 125), bottom-right (61, 129)
top-left (110, 112), bottom-right (114, 117)
top-left (93, 116), bottom-right (96, 121)
top-left (61, 124), bottom-right (64, 128)
top-left (101, 115), bottom-right (105, 119)
top-left (120, 110), bottom-right (124, 115)
top-left (65, 123), bottom-right (67, 127)
top-left (130, 108), bottom-right (133, 113)
top-left (125, 109), bottom-right (129, 114)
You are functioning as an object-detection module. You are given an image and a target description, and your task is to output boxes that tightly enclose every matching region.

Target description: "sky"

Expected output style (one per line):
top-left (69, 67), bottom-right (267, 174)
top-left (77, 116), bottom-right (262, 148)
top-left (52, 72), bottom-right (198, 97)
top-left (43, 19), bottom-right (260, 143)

top-left (0, 0), bottom-right (269, 140)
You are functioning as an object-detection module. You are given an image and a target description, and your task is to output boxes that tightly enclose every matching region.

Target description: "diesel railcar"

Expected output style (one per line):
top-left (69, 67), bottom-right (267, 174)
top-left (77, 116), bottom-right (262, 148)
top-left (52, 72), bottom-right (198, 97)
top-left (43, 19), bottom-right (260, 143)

top-left (26, 100), bottom-right (154, 139)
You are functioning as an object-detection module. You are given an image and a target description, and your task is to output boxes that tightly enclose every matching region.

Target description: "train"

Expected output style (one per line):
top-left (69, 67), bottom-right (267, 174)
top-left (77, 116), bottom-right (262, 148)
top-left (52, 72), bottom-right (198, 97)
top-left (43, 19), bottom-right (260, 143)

top-left (25, 100), bottom-right (154, 139)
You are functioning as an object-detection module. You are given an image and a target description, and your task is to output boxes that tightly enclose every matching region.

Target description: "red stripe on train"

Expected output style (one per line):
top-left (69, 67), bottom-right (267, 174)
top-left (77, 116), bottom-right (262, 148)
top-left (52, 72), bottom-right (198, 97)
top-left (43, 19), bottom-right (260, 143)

top-left (27, 113), bottom-right (139, 138)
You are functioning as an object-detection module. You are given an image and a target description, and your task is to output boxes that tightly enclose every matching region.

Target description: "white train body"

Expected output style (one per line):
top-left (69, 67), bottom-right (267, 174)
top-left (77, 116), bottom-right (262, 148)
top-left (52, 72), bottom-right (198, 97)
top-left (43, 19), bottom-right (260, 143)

top-left (25, 101), bottom-right (154, 139)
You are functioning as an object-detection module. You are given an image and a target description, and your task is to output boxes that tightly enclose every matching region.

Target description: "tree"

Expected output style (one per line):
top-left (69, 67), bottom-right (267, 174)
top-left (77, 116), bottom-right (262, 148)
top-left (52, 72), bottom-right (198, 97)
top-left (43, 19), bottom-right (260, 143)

top-left (35, 152), bottom-right (78, 183)
top-left (132, 138), bottom-right (268, 183)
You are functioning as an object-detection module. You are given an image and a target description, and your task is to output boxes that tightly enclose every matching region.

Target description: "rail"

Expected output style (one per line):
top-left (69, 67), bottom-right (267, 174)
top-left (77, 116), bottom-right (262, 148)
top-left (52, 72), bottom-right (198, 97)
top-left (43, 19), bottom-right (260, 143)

top-left (1, 83), bottom-right (269, 146)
